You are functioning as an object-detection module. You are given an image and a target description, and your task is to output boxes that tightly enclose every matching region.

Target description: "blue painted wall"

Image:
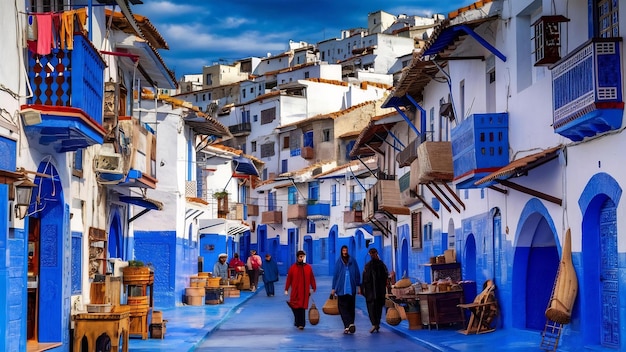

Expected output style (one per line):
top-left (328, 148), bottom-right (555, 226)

top-left (134, 230), bottom-right (179, 308)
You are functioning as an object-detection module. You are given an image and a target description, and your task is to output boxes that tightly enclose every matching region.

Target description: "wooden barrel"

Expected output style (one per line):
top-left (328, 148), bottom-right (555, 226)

top-left (190, 276), bottom-right (207, 288)
top-left (207, 277), bottom-right (221, 288)
top-left (545, 229), bottom-right (578, 324)
top-left (127, 295), bottom-right (148, 305)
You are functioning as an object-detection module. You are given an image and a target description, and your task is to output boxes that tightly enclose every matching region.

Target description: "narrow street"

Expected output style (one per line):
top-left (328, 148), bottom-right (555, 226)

top-left (193, 275), bottom-right (434, 351)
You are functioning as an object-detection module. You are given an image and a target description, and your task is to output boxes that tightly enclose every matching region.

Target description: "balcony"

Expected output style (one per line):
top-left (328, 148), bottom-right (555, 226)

top-left (261, 210), bottom-right (282, 224)
top-left (363, 179), bottom-right (410, 220)
top-left (228, 122), bottom-right (252, 136)
top-left (22, 33), bottom-right (106, 152)
top-left (226, 203), bottom-right (246, 220)
top-left (343, 210), bottom-right (363, 224)
top-left (247, 204), bottom-right (259, 216)
top-left (399, 172), bottom-right (419, 207)
top-left (551, 38), bottom-right (624, 141)
top-left (451, 113), bottom-right (509, 189)
top-left (410, 142), bottom-right (454, 185)
top-left (117, 117), bottom-right (158, 189)
top-left (307, 201), bottom-right (330, 221)
top-left (287, 204), bottom-right (308, 221)
top-left (301, 147), bottom-right (315, 160)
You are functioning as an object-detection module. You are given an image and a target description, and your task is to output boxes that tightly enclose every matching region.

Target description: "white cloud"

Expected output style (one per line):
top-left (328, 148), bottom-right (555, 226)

top-left (137, 1), bottom-right (207, 17)
top-left (220, 17), bottom-right (252, 29)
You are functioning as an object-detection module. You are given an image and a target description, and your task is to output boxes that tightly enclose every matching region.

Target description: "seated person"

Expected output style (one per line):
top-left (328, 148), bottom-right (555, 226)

top-left (213, 253), bottom-right (229, 283)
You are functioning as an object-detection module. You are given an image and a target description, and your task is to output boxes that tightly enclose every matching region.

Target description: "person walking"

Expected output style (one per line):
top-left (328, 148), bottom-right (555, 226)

top-left (262, 253), bottom-right (279, 296)
top-left (246, 249), bottom-right (262, 292)
top-left (361, 247), bottom-right (389, 333)
top-left (213, 253), bottom-right (229, 284)
top-left (284, 250), bottom-right (316, 330)
top-left (331, 245), bottom-right (361, 334)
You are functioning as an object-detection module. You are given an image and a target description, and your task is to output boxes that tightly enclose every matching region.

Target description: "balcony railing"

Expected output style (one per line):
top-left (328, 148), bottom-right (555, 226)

top-left (23, 33), bottom-right (106, 152)
top-left (226, 203), bottom-right (246, 220)
top-left (551, 37), bottom-right (624, 141)
top-left (301, 147), bottom-right (315, 160)
top-left (287, 204), bottom-right (307, 221)
top-left (307, 201), bottom-right (330, 220)
top-left (27, 33), bottom-right (105, 124)
top-left (451, 113), bottom-right (509, 189)
top-left (261, 210), bottom-right (282, 224)
top-left (343, 210), bottom-right (363, 224)
top-left (363, 179), bottom-right (410, 220)
top-left (410, 141), bottom-right (453, 185)
top-left (228, 122), bottom-right (252, 135)
top-left (247, 204), bottom-right (259, 216)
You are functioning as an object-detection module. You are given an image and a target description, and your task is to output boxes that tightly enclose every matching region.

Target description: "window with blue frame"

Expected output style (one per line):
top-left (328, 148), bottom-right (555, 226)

top-left (345, 140), bottom-right (356, 160)
top-left (331, 184), bottom-right (338, 206)
top-left (268, 191), bottom-right (277, 211)
top-left (304, 130), bottom-right (314, 148)
top-left (308, 181), bottom-right (319, 203)
top-left (307, 220), bottom-right (316, 233)
top-left (288, 186), bottom-right (298, 205)
top-left (72, 149), bottom-right (83, 178)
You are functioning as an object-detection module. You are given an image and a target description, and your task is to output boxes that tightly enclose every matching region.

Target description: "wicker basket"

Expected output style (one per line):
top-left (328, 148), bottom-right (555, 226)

top-left (308, 302), bottom-right (320, 325)
top-left (322, 295), bottom-right (339, 315)
top-left (207, 277), bottom-right (221, 288)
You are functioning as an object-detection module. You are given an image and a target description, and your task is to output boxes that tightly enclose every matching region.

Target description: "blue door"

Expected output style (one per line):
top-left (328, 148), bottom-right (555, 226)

top-left (600, 200), bottom-right (619, 348)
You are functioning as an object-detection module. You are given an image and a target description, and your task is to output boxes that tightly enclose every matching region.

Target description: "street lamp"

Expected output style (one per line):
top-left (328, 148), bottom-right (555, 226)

top-left (13, 177), bottom-right (36, 220)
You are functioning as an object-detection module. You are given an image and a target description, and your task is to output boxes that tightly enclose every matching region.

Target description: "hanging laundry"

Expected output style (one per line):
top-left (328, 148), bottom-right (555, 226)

top-left (27, 13), bottom-right (53, 55)
top-left (26, 14), bottom-right (38, 41)
top-left (60, 10), bottom-right (75, 50)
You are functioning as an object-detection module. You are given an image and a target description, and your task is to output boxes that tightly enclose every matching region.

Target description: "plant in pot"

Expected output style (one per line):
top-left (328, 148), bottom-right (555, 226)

top-left (122, 259), bottom-right (150, 283)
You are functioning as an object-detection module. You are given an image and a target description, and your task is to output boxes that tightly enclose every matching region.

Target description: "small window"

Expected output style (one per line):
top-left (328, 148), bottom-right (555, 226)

top-left (322, 129), bottom-right (331, 142)
top-left (253, 114), bottom-right (258, 122)
top-left (307, 220), bottom-right (316, 234)
top-left (424, 222), bottom-right (433, 242)
top-left (72, 149), bottom-right (84, 178)
top-left (283, 136), bottom-right (290, 149)
top-left (411, 212), bottom-right (422, 249)
top-left (251, 141), bottom-right (257, 152)
top-left (331, 184), bottom-right (338, 206)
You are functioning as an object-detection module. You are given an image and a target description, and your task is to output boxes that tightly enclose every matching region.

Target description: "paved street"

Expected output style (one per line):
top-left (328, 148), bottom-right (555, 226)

top-left (194, 275), bottom-right (433, 352)
top-left (127, 273), bottom-right (578, 352)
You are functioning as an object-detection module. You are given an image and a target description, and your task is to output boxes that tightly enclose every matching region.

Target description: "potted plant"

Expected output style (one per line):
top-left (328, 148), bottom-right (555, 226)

top-left (122, 259), bottom-right (151, 284)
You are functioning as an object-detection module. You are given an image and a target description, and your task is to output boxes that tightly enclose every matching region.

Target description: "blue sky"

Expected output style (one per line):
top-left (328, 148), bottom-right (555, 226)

top-left (134, 0), bottom-right (478, 78)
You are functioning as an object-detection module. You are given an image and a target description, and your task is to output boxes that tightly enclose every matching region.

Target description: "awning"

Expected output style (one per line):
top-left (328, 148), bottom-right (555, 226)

top-left (350, 116), bottom-right (404, 158)
top-left (118, 196), bottom-right (163, 210)
top-left (475, 145), bottom-right (564, 186)
top-left (232, 156), bottom-right (259, 177)
top-left (198, 219), bottom-right (250, 238)
top-left (185, 114), bottom-right (232, 139)
top-left (423, 22), bottom-right (506, 62)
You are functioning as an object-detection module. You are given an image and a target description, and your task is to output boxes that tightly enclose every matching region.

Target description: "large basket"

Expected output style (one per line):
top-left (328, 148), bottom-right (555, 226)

top-left (322, 295), bottom-right (339, 315)
top-left (545, 229), bottom-right (578, 324)
top-left (308, 302), bottom-right (320, 325)
top-left (122, 266), bottom-right (151, 284)
top-left (386, 306), bottom-right (401, 326)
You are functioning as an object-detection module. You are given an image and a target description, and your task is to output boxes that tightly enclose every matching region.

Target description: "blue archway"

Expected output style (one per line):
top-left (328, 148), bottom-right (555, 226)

top-left (328, 225), bottom-right (338, 275)
top-left (512, 198), bottom-right (559, 330)
top-left (463, 234), bottom-right (477, 282)
top-left (108, 212), bottom-right (123, 259)
top-left (579, 172), bottom-right (622, 348)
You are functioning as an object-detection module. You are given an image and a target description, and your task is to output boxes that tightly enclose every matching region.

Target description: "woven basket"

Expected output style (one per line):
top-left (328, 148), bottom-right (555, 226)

top-left (322, 295), bottom-right (339, 315)
top-left (386, 306), bottom-right (401, 326)
top-left (309, 302), bottom-right (320, 325)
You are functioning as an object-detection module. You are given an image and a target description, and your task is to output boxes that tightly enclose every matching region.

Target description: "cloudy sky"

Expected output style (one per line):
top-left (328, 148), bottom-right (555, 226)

top-left (133, 0), bottom-right (478, 78)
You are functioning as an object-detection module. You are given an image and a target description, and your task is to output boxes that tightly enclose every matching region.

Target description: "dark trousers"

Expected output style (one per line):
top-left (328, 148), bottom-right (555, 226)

top-left (290, 307), bottom-right (306, 327)
top-left (248, 269), bottom-right (260, 288)
top-left (366, 298), bottom-right (385, 326)
top-left (264, 281), bottom-right (275, 296)
top-left (337, 294), bottom-right (356, 328)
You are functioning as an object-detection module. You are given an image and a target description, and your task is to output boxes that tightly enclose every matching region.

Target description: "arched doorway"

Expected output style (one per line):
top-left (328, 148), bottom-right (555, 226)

top-left (328, 225), bottom-right (338, 275)
top-left (27, 161), bottom-right (66, 344)
top-left (579, 173), bottom-right (621, 348)
top-left (512, 199), bottom-right (559, 331)
top-left (303, 235), bottom-right (313, 264)
top-left (463, 234), bottom-right (477, 282)
top-left (108, 212), bottom-right (123, 260)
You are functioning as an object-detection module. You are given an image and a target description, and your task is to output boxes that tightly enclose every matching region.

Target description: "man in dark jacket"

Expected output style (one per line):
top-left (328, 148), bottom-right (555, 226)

top-left (362, 247), bottom-right (389, 333)
top-left (262, 253), bottom-right (279, 296)
top-left (331, 245), bottom-right (361, 334)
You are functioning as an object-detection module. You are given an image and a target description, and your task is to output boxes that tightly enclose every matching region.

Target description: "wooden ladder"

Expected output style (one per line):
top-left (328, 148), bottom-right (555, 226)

top-left (540, 320), bottom-right (563, 351)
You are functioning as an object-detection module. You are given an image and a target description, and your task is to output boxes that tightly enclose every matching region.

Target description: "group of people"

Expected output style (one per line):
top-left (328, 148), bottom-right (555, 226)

top-left (213, 250), bottom-right (280, 296)
top-left (284, 245), bottom-right (389, 334)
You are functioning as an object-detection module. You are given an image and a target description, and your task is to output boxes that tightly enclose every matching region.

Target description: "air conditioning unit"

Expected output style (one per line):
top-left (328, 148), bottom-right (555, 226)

top-left (94, 145), bottom-right (124, 185)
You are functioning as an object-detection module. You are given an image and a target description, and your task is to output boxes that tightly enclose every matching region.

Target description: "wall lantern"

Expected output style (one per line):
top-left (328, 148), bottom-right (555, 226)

top-left (13, 177), bottom-right (37, 220)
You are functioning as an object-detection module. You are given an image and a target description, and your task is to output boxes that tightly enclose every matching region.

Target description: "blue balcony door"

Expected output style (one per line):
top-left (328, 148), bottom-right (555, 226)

top-left (303, 131), bottom-right (314, 148)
